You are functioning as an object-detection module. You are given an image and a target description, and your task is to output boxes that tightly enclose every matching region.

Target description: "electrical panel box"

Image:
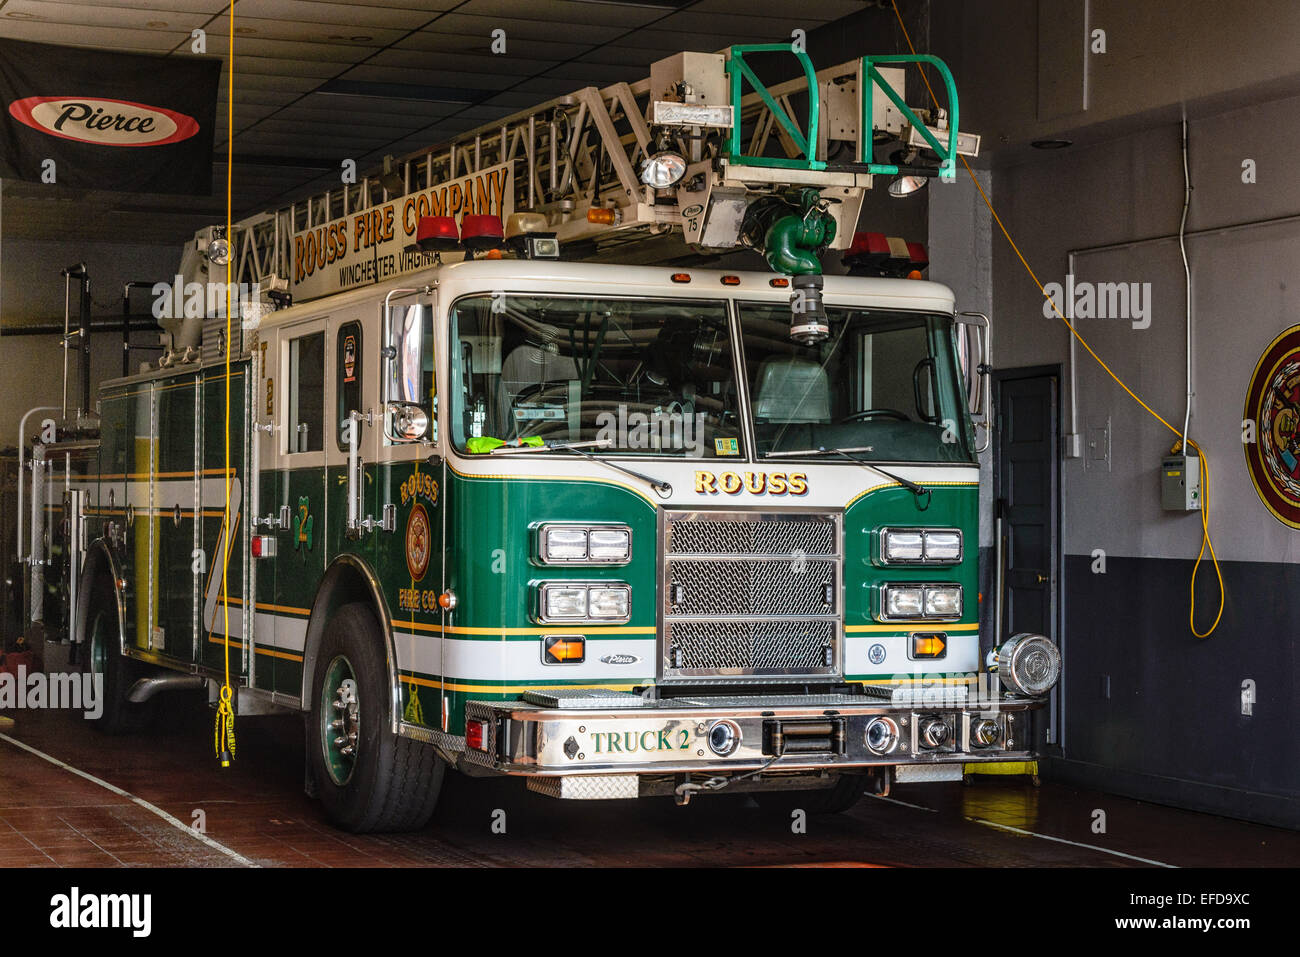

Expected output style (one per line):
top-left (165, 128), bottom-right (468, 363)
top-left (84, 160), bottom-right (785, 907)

top-left (1161, 454), bottom-right (1201, 511)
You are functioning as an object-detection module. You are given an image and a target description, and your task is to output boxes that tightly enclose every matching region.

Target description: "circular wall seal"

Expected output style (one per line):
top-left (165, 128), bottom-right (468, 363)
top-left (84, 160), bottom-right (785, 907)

top-left (405, 503), bottom-right (431, 582)
top-left (868, 643), bottom-right (887, 665)
top-left (1244, 324), bottom-right (1300, 528)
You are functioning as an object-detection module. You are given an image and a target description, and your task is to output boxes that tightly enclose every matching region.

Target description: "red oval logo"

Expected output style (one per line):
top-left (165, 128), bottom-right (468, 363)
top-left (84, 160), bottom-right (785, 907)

top-left (7, 96), bottom-right (200, 147)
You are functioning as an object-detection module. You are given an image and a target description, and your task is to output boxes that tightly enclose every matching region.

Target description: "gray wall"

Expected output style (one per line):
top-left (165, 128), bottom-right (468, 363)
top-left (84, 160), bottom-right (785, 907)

top-left (0, 236), bottom-right (177, 443)
top-left (937, 61), bottom-right (1300, 822)
top-left (991, 91), bottom-right (1300, 562)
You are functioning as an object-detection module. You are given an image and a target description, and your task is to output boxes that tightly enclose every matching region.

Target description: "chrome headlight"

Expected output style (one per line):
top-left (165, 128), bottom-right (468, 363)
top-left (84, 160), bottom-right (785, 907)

top-left (879, 527), bottom-right (963, 564)
top-left (880, 583), bottom-right (962, 621)
top-left (538, 524), bottom-right (632, 565)
top-left (537, 582), bottom-right (631, 624)
top-left (995, 633), bottom-right (1062, 696)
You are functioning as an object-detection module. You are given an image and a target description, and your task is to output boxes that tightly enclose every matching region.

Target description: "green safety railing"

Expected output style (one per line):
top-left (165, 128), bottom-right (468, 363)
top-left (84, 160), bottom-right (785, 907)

top-left (725, 44), bottom-right (825, 171)
top-left (860, 53), bottom-right (960, 178)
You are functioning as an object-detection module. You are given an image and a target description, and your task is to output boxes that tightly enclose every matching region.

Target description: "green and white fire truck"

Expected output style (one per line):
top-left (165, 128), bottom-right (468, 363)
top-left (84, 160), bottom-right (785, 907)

top-left (29, 46), bottom-right (1061, 831)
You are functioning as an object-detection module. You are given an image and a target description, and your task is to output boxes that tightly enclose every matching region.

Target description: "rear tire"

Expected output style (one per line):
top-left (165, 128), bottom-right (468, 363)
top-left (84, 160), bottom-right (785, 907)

top-left (752, 773), bottom-right (866, 815)
top-left (83, 575), bottom-right (151, 734)
top-left (308, 602), bottom-right (445, 832)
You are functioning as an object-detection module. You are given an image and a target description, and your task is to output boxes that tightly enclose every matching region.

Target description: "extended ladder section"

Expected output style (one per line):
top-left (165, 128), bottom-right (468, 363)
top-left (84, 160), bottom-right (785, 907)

top-left (180, 47), bottom-right (978, 320)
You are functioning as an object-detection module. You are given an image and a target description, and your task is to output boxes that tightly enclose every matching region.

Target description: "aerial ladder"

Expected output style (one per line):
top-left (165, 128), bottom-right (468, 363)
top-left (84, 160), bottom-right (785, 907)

top-left (177, 44), bottom-right (978, 354)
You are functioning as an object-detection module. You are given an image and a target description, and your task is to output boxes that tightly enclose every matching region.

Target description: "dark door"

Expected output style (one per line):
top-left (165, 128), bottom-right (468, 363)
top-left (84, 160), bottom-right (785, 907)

top-left (995, 370), bottom-right (1061, 744)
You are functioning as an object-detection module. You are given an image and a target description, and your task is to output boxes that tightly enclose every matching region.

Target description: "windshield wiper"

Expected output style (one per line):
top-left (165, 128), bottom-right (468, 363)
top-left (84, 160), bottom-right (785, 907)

top-left (490, 438), bottom-right (672, 497)
top-left (766, 446), bottom-right (931, 505)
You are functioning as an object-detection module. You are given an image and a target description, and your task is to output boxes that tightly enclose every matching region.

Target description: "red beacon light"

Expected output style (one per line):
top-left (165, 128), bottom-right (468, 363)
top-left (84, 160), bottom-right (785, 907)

top-left (460, 214), bottom-right (504, 253)
top-left (414, 215), bottom-right (460, 252)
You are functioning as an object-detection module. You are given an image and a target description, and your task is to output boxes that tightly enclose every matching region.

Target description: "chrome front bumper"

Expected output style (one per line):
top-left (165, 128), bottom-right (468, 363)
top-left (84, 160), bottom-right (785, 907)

top-left (462, 690), bottom-right (1042, 777)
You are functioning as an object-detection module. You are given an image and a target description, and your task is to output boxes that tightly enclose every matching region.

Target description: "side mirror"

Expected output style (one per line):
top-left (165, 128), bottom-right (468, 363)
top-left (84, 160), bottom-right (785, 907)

top-left (954, 312), bottom-right (991, 452)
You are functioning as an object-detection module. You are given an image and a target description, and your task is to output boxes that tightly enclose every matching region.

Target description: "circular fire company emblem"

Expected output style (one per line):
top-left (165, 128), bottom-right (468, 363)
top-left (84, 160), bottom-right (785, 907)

top-left (405, 504), bottom-right (431, 582)
top-left (1244, 324), bottom-right (1300, 528)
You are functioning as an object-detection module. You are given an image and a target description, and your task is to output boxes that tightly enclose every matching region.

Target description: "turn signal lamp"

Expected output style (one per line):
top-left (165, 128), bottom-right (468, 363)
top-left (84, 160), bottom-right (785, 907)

top-left (587, 206), bottom-right (619, 226)
top-left (460, 214), bottom-right (504, 252)
top-left (465, 718), bottom-right (489, 751)
top-left (415, 215), bottom-right (459, 251)
top-left (910, 633), bottom-right (947, 659)
top-left (543, 635), bottom-right (586, 664)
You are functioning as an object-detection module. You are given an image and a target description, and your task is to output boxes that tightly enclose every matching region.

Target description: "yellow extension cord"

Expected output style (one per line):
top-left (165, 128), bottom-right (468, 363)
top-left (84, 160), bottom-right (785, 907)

top-left (215, 2), bottom-right (237, 763)
top-left (888, 0), bottom-right (1223, 637)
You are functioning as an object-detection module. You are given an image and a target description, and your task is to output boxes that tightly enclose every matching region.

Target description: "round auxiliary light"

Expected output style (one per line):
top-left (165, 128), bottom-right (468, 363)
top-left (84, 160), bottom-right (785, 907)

top-left (206, 237), bottom-right (230, 266)
top-left (971, 717), bottom-right (1001, 748)
top-left (995, 633), bottom-right (1062, 697)
top-left (707, 719), bottom-right (741, 757)
top-left (639, 150), bottom-right (687, 189)
top-left (865, 716), bottom-right (899, 755)
top-left (888, 174), bottom-right (928, 198)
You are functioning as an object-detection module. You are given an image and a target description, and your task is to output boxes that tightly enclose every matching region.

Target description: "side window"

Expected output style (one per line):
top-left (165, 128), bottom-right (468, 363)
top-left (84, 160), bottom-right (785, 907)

top-left (336, 322), bottom-right (362, 450)
top-left (288, 331), bottom-right (325, 453)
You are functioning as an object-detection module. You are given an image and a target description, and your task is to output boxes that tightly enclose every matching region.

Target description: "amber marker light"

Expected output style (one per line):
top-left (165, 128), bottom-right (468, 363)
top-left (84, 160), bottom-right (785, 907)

top-left (910, 633), bottom-right (948, 659)
top-left (543, 635), bottom-right (586, 664)
top-left (587, 207), bottom-right (617, 225)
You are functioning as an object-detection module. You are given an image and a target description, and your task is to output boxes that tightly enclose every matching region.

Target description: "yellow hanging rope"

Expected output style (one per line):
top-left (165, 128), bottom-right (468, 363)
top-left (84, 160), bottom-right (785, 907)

top-left (215, 1), bottom-right (237, 764)
top-left (887, 0), bottom-right (1223, 637)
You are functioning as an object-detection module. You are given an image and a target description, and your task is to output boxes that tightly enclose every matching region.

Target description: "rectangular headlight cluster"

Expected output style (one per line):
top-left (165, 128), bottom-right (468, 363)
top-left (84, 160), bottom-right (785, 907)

top-left (538, 582), bottom-right (631, 623)
top-left (879, 527), bottom-right (963, 564)
top-left (880, 583), bottom-right (963, 621)
top-left (538, 524), bottom-right (632, 564)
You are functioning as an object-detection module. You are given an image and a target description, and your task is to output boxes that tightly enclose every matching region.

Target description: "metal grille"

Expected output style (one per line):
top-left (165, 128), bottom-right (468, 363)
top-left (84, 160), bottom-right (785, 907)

top-left (662, 510), bottom-right (841, 681)
top-left (668, 518), bottom-right (835, 556)
top-left (667, 620), bottom-right (834, 672)
top-left (666, 558), bottom-right (835, 616)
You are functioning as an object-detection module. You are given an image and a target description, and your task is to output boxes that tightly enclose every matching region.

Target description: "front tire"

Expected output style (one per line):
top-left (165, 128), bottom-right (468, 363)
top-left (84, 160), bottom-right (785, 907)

top-left (308, 602), bottom-right (444, 832)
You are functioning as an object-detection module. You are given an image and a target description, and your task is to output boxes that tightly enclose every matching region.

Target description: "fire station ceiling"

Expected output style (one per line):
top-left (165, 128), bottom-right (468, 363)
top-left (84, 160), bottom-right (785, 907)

top-left (0, 0), bottom-right (866, 245)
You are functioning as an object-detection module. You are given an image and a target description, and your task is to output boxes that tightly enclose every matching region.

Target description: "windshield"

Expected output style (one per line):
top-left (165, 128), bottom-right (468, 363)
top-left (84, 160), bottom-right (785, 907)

top-left (738, 303), bottom-right (973, 463)
top-left (449, 294), bottom-right (744, 457)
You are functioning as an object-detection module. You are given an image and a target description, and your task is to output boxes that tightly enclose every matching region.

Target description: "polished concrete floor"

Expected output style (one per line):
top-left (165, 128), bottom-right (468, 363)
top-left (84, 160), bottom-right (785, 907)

top-left (0, 699), bottom-right (1295, 868)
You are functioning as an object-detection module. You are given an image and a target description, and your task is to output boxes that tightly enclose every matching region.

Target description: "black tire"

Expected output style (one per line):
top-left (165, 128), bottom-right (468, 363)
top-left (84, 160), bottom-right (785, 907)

top-left (308, 602), bottom-right (445, 832)
top-left (82, 575), bottom-right (152, 734)
top-left (752, 773), bottom-right (866, 815)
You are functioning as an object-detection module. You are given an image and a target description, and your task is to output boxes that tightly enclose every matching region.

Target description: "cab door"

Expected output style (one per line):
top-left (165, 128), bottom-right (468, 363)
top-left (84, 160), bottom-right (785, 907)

top-left (267, 316), bottom-right (329, 693)
top-left (326, 307), bottom-right (380, 568)
top-left (374, 290), bottom-right (443, 732)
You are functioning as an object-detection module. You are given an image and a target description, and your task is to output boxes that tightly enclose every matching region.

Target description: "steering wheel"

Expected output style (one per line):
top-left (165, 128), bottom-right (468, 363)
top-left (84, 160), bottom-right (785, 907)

top-left (841, 408), bottom-right (909, 424)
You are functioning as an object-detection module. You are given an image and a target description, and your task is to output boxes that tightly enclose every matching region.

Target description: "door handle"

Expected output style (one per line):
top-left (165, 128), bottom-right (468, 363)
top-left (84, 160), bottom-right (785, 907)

top-left (1035, 573), bottom-right (1048, 583)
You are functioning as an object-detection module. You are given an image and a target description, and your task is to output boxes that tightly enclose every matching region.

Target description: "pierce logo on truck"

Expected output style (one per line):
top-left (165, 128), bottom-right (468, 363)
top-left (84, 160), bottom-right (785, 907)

top-left (7, 96), bottom-right (200, 146)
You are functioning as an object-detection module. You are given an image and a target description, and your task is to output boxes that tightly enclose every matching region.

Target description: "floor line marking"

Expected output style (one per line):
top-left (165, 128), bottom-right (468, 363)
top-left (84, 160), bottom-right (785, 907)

top-left (865, 793), bottom-right (938, 812)
top-left (0, 732), bottom-right (259, 868)
top-left (964, 815), bottom-right (1177, 868)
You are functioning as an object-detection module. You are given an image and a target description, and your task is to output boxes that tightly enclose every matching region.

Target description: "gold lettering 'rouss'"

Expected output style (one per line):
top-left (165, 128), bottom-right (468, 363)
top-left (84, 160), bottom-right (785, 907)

top-left (692, 471), bottom-right (809, 496)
